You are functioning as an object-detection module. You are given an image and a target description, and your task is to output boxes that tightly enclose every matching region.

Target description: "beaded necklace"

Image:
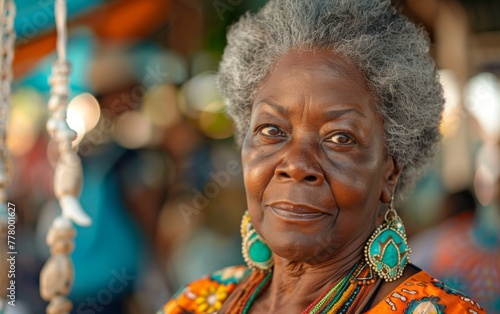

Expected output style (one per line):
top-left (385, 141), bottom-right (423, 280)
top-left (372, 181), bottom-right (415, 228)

top-left (237, 260), bottom-right (379, 314)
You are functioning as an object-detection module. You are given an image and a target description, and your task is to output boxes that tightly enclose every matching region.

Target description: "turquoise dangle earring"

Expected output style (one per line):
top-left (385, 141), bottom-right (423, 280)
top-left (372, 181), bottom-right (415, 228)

top-left (365, 196), bottom-right (410, 282)
top-left (241, 211), bottom-right (273, 272)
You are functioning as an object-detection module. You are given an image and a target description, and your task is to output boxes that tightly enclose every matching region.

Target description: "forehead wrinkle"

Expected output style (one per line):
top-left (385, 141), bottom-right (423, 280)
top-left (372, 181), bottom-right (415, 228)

top-left (324, 108), bottom-right (367, 121)
top-left (284, 51), bottom-right (373, 105)
top-left (287, 48), bottom-right (362, 75)
top-left (300, 95), bottom-right (310, 122)
top-left (322, 57), bottom-right (371, 94)
top-left (254, 99), bottom-right (287, 116)
top-left (256, 49), bottom-right (377, 125)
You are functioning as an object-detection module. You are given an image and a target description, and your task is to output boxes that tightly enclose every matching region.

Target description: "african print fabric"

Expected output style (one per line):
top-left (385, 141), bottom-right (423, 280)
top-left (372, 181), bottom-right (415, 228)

top-left (158, 266), bottom-right (486, 314)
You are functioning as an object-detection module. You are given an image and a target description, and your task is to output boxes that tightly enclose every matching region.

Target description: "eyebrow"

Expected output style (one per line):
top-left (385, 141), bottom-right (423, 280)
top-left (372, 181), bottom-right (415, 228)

top-left (324, 108), bottom-right (366, 120)
top-left (256, 100), bottom-right (366, 119)
top-left (255, 100), bottom-right (287, 115)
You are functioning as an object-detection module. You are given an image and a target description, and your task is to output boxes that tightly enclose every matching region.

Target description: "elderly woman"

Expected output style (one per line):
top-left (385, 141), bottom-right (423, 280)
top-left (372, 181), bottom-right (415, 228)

top-left (159, 0), bottom-right (486, 313)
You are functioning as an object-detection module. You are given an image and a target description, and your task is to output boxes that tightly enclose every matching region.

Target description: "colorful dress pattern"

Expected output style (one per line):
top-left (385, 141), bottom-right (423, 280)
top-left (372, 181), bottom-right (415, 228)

top-left (159, 266), bottom-right (250, 314)
top-left (158, 266), bottom-right (486, 314)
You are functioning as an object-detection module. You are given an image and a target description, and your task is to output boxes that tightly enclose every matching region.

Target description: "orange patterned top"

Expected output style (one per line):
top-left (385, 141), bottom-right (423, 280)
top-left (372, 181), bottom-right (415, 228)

top-left (158, 266), bottom-right (486, 314)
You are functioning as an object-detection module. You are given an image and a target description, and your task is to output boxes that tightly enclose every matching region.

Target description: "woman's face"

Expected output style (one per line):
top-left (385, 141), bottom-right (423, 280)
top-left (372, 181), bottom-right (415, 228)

top-left (241, 49), bottom-right (400, 264)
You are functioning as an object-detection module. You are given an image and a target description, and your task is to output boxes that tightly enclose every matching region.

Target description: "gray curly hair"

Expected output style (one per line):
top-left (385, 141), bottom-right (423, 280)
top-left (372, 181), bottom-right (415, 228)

top-left (217, 0), bottom-right (444, 199)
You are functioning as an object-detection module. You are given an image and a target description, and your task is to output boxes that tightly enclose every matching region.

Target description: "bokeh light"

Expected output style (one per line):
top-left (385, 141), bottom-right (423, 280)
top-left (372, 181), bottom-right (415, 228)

top-left (474, 143), bottom-right (500, 206)
top-left (112, 111), bottom-right (152, 149)
top-left (198, 101), bottom-right (234, 139)
top-left (439, 69), bottom-right (462, 138)
top-left (89, 49), bottom-right (135, 94)
top-left (180, 72), bottom-right (221, 118)
top-left (465, 72), bottom-right (500, 141)
top-left (7, 88), bottom-right (46, 156)
top-left (142, 84), bottom-right (182, 129)
top-left (67, 93), bottom-right (101, 132)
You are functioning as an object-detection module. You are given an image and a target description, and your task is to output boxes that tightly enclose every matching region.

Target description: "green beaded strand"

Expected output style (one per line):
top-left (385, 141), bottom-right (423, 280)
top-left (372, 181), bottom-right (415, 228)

top-left (242, 272), bottom-right (272, 314)
top-left (309, 264), bottom-right (359, 314)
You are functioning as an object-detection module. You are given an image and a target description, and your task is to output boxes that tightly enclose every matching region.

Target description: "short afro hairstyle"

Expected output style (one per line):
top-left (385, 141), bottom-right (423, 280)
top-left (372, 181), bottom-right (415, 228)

top-left (218, 0), bottom-right (444, 200)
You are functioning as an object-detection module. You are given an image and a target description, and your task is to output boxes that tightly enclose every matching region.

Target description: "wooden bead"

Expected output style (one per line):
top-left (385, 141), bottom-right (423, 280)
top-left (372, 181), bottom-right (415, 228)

top-left (55, 126), bottom-right (77, 143)
top-left (46, 118), bottom-right (60, 135)
top-left (48, 95), bottom-right (65, 111)
top-left (40, 251), bottom-right (74, 300)
top-left (46, 231), bottom-right (75, 255)
top-left (46, 296), bottom-right (73, 314)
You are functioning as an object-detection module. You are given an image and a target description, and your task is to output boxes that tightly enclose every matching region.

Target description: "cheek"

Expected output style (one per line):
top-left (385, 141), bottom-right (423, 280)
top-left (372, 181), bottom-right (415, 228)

top-left (242, 151), bottom-right (273, 230)
top-left (324, 148), bottom-right (386, 208)
top-left (241, 143), bottom-right (274, 205)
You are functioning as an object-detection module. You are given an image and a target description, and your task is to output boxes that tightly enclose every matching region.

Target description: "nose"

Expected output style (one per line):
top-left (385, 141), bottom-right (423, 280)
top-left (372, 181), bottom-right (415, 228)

top-left (274, 141), bottom-right (324, 186)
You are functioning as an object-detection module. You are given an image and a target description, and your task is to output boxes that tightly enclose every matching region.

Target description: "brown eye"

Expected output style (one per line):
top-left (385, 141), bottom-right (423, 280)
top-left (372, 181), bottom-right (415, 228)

top-left (259, 125), bottom-right (285, 137)
top-left (331, 133), bottom-right (355, 145)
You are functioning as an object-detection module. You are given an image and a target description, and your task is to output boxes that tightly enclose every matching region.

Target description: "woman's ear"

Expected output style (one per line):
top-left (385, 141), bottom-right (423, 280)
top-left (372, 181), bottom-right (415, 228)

top-left (381, 156), bottom-right (403, 203)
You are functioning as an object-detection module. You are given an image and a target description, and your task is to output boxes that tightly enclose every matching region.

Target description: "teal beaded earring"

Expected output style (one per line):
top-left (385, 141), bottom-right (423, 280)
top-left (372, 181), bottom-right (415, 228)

top-left (365, 196), bottom-right (410, 282)
top-left (241, 211), bottom-right (273, 272)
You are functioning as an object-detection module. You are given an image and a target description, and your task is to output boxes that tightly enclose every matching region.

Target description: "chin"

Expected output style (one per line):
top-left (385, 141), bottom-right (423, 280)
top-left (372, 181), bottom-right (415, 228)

top-left (263, 227), bottom-right (337, 264)
top-left (249, 205), bottom-right (340, 263)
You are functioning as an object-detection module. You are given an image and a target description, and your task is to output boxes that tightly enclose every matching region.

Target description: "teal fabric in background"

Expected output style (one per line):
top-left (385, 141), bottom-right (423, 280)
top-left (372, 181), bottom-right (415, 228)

top-left (69, 144), bottom-right (146, 306)
top-left (14, 0), bottom-right (102, 41)
top-left (15, 31), bottom-right (97, 95)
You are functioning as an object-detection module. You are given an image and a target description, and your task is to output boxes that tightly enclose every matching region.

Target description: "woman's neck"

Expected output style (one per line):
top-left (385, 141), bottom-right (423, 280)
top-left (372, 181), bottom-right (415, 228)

top-left (252, 248), bottom-right (364, 313)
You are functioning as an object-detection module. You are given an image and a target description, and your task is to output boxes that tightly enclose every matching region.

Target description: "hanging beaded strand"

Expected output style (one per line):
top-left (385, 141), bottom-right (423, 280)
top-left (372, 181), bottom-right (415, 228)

top-left (39, 1), bottom-right (92, 313)
top-left (0, 0), bottom-right (15, 312)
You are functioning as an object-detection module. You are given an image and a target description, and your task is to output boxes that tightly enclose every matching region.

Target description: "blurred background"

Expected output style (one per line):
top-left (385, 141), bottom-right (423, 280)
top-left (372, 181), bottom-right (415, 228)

top-left (4, 0), bottom-right (500, 313)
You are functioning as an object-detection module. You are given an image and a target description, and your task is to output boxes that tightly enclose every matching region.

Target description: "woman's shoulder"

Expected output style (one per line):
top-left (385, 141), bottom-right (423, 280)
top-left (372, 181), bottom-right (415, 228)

top-left (157, 265), bottom-right (250, 314)
top-left (368, 270), bottom-right (486, 314)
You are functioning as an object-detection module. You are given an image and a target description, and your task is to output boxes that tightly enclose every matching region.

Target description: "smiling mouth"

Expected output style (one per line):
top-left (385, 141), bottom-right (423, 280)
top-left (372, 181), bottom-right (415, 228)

top-left (268, 202), bottom-right (327, 221)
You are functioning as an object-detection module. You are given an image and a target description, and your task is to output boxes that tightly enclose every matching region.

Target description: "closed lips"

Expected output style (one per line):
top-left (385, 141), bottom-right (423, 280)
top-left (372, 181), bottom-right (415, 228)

top-left (268, 202), bottom-right (328, 216)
